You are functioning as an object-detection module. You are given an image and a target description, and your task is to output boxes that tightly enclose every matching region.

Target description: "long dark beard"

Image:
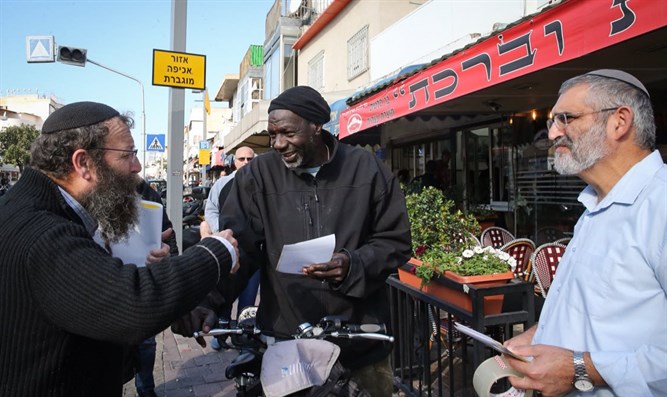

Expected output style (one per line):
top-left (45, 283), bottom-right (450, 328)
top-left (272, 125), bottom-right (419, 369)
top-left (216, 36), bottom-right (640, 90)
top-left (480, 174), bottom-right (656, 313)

top-left (80, 160), bottom-right (140, 243)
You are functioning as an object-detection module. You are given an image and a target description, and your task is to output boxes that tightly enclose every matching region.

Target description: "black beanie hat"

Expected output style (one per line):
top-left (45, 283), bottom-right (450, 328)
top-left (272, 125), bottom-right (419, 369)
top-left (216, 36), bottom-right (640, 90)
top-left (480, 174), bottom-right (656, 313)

top-left (268, 86), bottom-right (331, 124)
top-left (42, 101), bottom-right (120, 134)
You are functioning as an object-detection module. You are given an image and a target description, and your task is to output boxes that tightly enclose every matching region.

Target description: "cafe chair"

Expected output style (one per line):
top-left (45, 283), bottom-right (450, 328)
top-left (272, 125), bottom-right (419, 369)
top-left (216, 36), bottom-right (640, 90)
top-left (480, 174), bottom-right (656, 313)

top-left (480, 226), bottom-right (515, 249)
top-left (554, 237), bottom-right (572, 246)
top-left (531, 242), bottom-right (567, 298)
top-left (535, 226), bottom-right (564, 245)
top-left (500, 238), bottom-right (536, 280)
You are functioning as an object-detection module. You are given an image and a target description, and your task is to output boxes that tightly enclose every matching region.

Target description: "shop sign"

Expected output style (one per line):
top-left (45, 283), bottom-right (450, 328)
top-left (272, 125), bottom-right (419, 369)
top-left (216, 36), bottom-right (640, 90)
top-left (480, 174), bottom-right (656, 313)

top-left (339, 0), bottom-right (667, 138)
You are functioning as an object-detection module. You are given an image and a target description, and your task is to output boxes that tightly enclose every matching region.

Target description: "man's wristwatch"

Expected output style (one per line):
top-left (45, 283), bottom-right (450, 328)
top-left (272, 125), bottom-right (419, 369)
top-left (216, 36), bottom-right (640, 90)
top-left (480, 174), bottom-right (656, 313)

top-left (573, 351), bottom-right (594, 392)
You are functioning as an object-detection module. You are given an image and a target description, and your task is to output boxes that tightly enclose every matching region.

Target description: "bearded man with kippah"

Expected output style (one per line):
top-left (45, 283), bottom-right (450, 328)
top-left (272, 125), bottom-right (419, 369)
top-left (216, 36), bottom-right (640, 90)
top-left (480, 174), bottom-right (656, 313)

top-left (0, 101), bottom-right (239, 396)
top-left (176, 86), bottom-right (412, 395)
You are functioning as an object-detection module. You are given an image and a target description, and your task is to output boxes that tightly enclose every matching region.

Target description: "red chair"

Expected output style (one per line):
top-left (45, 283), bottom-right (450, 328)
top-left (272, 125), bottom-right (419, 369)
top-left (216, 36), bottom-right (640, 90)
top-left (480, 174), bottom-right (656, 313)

top-left (500, 238), bottom-right (536, 280)
top-left (480, 226), bottom-right (515, 249)
top-left (530, 242), bottom-right (567, 298)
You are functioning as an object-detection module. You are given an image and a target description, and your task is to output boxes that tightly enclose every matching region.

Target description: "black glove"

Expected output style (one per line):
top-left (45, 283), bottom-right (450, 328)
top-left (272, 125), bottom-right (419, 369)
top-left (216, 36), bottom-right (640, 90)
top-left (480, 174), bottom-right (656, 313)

top-left (171, 305), bottom-right (218, 348)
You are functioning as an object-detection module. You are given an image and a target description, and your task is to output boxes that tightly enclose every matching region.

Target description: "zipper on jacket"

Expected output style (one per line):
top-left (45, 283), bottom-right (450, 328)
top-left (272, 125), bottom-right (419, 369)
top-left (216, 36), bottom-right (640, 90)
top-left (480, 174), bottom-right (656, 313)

top-left (304, 202), bottom-right (313, 226)
top-left (313, 179), bottom-right (319, 202)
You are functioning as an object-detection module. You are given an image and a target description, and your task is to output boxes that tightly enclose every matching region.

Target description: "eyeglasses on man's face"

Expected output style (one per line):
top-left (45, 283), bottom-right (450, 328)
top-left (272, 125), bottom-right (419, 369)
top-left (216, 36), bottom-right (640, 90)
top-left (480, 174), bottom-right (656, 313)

top-left (546, 107), bottom-right (618, 130)
top-left (236, 157), bottom-right (254, 162)
top-left (91, 147), bottom-right (139, 161)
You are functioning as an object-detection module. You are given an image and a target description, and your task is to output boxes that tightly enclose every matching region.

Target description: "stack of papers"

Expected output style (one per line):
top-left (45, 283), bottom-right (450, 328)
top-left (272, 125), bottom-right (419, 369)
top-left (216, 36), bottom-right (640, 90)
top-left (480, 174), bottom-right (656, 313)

top-left (110, 200), bottom-right (163, 267)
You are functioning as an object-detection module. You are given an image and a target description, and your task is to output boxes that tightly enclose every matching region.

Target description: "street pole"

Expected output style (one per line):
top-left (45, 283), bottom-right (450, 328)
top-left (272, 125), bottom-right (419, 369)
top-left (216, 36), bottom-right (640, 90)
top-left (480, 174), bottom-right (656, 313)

top-left (167, 0), bottom-right (187, 253)
top-left (201, 89), bottom-right (208, 186)
top-left (86, 59), bottom-right (146, 178)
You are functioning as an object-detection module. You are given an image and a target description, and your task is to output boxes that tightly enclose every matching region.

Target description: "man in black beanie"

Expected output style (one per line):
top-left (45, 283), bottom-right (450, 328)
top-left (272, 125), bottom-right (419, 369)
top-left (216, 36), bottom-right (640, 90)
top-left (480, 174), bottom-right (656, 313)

top-left (0, 101), bottom-right (239, 396)
top-left (177, 86), bottom-right (412, 395)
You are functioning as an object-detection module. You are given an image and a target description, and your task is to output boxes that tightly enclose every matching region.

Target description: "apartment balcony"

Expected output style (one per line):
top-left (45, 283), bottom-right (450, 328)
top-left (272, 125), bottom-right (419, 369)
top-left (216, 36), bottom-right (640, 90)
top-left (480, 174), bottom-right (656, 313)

top-left (222, 100), bottom-right (270, 153)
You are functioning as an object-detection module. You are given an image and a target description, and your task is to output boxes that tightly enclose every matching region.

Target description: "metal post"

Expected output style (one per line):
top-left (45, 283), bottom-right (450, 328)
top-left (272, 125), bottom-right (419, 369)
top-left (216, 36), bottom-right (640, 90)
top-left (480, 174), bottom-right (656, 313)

top-left (86, 58), bottom-right (146, 178)
top-left (167, 0), bottom-right (187, 253)
top-left (201, 89), bottom-right (208, 186)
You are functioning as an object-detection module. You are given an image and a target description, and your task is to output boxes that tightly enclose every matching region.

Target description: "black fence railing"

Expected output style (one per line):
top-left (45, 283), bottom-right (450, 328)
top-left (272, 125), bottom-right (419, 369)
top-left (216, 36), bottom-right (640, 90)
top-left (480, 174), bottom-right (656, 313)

top-left (388, 273), bottom-right (535, 396)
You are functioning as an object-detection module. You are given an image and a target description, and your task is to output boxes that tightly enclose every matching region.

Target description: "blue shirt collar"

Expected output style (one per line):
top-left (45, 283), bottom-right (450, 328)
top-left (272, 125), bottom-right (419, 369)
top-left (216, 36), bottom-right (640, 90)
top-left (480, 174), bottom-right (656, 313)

top-left (579, 150), bottom-right (664, 212)
top-left (58, 186), bottom-right (98, 236)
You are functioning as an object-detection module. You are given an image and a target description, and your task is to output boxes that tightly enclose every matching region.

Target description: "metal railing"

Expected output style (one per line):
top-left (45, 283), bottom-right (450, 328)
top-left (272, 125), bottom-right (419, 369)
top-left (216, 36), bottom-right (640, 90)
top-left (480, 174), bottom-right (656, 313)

top-left (388, 272), bottom-right (535, 396)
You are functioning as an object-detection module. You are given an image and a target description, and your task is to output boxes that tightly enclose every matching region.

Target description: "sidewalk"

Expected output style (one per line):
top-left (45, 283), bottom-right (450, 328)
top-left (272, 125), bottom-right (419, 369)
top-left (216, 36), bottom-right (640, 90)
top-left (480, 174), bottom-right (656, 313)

top-left (123, 328), bottom-right (240, 397)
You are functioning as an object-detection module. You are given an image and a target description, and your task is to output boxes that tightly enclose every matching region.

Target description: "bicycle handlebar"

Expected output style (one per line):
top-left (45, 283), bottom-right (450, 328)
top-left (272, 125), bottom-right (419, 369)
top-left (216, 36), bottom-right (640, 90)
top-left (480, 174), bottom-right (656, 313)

top-left (193, 319), bottom-right (393, 343)
top-left (193, 328), bottom-right (259, 338)
top-left (330, 331), bottom-right (394, 342)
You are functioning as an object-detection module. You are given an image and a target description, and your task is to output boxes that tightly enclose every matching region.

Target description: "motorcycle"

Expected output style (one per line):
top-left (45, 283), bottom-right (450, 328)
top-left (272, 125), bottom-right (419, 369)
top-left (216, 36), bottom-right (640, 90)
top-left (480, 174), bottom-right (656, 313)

top-left (181, 186), bottom-right (210, 250)
top-left (0, 183), bottom-right (10, 197)
top-left (195, 307), bottom-right (394, 397)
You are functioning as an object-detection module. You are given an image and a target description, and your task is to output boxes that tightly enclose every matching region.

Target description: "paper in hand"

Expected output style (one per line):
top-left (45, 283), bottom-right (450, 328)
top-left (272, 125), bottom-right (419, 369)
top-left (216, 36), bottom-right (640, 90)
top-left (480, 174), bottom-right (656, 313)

top-left (110, 200), bottom-right (163, 267)
top-left (454, 322), bottom-right (531, 362)
top-left (276, 234), bottom-right (336, 275)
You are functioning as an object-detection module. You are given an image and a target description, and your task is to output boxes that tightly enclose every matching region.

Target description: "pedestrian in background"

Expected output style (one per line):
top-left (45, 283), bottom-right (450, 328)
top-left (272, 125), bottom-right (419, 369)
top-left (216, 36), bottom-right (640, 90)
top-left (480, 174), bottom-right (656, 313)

top-left (132, 179), bottom-right (180, 397)
top-left (203, 145), bottom-right (258, 351)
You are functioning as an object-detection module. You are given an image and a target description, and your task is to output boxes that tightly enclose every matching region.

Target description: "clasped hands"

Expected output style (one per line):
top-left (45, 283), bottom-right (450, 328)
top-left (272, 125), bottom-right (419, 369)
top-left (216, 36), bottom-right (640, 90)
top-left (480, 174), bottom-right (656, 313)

top-left (171, 229), bottom-right (351, 347)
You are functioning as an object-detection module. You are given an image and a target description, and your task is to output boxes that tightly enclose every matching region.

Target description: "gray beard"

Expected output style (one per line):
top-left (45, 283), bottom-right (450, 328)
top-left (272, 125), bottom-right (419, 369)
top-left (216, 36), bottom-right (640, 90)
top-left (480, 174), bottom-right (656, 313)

top-left (553, 122), bottom-right (608, 175)
top-left (282, 154), bottom-right (303, 169)
top-left (80, 162), bottom-right (140, 243)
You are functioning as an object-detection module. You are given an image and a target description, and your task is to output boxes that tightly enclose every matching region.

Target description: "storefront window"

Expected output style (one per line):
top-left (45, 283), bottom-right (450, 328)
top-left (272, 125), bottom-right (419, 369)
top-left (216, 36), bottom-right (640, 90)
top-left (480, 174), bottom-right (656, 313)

top-left (489, 126), bottom-right (513, 208)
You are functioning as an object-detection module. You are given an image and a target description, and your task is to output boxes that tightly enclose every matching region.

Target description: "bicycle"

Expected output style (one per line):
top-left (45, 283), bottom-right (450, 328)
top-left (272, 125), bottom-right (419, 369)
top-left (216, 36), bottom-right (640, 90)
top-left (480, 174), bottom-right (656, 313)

top-left (194, 307), bottom-right (394, 397)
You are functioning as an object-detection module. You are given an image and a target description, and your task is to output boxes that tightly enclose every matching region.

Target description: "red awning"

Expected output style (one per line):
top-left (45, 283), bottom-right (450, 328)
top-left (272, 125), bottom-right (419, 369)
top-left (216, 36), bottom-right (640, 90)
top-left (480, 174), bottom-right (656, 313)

top-left (211, 150), bottom-right (226, 167)
top-left (339, 0), bottom-right (667, 139)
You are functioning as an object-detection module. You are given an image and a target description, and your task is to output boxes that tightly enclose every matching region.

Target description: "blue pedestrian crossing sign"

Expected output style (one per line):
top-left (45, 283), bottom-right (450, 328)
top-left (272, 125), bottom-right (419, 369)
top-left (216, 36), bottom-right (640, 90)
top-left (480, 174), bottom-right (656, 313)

top-left (147, 134), bottom-right (166, 152)
top-left (26, 36), bottom-right (55, 63)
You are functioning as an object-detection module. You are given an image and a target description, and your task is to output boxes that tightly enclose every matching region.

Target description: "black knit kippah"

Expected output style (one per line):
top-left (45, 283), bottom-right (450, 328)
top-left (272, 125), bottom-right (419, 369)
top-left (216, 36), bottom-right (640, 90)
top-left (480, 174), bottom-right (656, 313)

top-left (268, 86), bottom-right (331, 124)
top-left (42, 101), bottom-right (120, 134)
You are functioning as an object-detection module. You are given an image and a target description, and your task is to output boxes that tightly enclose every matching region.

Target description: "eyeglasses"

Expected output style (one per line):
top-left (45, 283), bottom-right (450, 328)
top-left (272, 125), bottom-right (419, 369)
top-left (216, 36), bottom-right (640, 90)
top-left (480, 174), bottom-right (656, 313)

top-left (91, 147), bottom-right (138, 160)
top-left (236, 157), bottom-right (254, 162)
top-left (546, 107), bottom-right (617, 130)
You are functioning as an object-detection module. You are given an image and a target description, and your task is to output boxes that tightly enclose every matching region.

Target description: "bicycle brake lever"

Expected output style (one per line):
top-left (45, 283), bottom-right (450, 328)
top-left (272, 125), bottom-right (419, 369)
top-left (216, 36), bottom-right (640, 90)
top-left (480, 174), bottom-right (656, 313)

top-left (330, 331), bottom-right (394, 343)
top-left (193, 329), bottom-right (244, 338)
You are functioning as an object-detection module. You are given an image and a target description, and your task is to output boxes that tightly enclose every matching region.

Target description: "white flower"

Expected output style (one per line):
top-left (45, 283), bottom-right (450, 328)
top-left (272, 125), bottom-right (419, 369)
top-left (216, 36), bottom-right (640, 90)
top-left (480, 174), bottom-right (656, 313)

top-left (508, 257), bottom-right (517, 270)
top-left (462, 249), bottom-right (474, 258)
top-left (482, 255), bottom-right (489, 261)
top-left (484, 246), bottom-right (495, 253)
top-left (473, 246), bottom-right (484, 254)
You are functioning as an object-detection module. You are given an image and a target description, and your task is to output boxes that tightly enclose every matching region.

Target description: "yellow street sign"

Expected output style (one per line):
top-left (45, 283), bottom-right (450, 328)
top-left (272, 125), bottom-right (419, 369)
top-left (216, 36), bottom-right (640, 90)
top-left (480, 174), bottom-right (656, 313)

top-left (152, 49), bottom-right (206, 90)
top-left (199, 149), bottom-right (210, 165)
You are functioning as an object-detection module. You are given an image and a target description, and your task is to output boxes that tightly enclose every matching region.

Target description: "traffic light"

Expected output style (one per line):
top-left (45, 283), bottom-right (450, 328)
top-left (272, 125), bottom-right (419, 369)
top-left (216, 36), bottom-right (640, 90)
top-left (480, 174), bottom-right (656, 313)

top-left (57, 46), bottom-right (87, 66)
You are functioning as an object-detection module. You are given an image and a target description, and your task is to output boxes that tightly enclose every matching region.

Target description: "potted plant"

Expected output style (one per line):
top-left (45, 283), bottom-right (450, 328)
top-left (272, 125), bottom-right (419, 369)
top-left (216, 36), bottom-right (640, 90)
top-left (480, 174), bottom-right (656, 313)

top-left (406, 186), bottom-right (480, 257)
top-left (468, 204), bottom-right (498, 231)
top-left (416, 246), bottom-right (516, 287)
top-left (399, 187), bottom-right (515, 314)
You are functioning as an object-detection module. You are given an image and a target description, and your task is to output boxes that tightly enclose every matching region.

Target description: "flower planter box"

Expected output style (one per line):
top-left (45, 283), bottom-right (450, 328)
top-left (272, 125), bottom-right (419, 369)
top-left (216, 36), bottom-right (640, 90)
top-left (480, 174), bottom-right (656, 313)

top-left (397, 258), bottom-right (514, 315)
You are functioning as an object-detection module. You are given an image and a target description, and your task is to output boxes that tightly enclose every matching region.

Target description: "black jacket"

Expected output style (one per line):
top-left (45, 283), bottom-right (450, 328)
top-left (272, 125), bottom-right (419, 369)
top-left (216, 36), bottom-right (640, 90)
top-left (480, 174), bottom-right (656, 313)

top-left (0, 168), bottom-right (232, 396)
top-left (220, 132), bottom-right (411, 368)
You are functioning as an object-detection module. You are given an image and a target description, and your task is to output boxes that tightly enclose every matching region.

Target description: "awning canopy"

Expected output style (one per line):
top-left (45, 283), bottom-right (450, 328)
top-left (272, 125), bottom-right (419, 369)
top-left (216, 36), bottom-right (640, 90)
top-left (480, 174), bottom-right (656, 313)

top-left (324, 64), bottom-right (424, 137)
top-left (339, 0), bottom-right (667, 139)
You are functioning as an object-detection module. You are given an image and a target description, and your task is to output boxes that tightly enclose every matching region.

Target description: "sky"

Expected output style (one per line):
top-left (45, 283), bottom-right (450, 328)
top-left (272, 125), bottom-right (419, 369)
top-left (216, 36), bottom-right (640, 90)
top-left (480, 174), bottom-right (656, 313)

top-left (0, 0), bottom-right (273, 154)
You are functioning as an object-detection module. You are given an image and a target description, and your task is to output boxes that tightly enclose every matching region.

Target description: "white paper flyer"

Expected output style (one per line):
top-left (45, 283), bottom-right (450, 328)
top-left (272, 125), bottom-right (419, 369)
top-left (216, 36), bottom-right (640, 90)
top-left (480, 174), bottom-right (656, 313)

top-left (110, 200), bottom-right (163, 267)
top-left (276, 234), bottom-right (336, 275)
